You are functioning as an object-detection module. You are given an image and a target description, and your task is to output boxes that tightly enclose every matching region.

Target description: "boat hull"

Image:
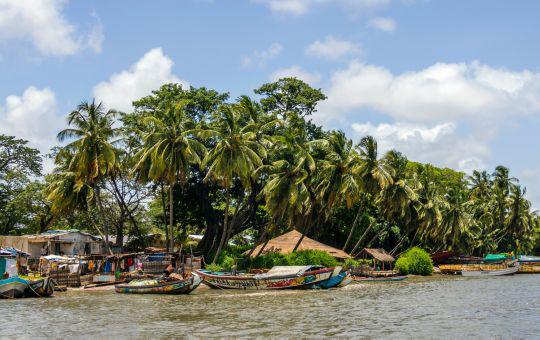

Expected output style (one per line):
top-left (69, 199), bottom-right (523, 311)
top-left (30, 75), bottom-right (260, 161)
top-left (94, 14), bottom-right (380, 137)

top-left (312, 269), bottom-right (351, 289)
top-left (26, 277), bottom-right (55, 297)
top-left (115, 274), bottom-right (201, 294)
top-left (0, 277), bottom-right (29, 299)
top-left (353, 275), bottom-right (408, 282)
top-left (461, 266), bottom-right (519, 276)
top-left (196, 268), bottom-right (335, 290)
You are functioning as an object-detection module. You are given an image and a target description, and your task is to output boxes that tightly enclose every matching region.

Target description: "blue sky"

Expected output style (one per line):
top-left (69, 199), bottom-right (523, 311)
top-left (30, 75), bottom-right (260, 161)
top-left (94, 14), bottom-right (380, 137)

top-left (1, 0), bottom-right (540, 206)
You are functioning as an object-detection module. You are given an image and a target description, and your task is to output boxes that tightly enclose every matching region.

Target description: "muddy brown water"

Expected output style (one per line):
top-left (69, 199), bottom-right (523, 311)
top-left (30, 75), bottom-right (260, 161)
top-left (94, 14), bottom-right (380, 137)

top-left (2, 274), bottom-right (539, 338)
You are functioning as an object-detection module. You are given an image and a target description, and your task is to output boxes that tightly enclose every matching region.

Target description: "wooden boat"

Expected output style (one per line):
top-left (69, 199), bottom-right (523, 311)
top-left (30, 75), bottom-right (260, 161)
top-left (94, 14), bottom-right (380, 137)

top-left (115, 273), bottom-right (201, 294)
top-left (25, 277), bottom-right (55, 297)
top-left (439, 263), bottom-right (512, 274)
top-left (353, 275), bottom-right (408, 282)
top-left (461, 266), bottom-right (519, 276)
top-left (518, 255), bottom-right (540, 263)
top-left (0, 277), bottom-right (29, 299)
top-left (195, 265), bottom-right (337, 290)
top-left (312, 269), bottom-right (351, 289)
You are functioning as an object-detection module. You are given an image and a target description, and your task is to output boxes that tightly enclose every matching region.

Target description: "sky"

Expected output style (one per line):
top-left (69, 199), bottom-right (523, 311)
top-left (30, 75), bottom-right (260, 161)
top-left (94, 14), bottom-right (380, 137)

top-left (1, 0), bottom-right (540, 206)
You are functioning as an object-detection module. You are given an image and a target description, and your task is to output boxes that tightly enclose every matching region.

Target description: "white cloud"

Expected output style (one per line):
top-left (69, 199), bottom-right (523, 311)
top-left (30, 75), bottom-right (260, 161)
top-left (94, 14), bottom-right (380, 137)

top-left (253, 0), bottom-right (389, 15)
top-left (306, 36), bottom-right (361, 60)
top-left (241, 43), bottom-right (283, 67)
top-left (93, 48), bottom-right (189, 112)
top-left (87, 11), bottom-right (104, 53)
top-left (0, 0), bottom-right (103, 56)
top-left (0, 87), bottom-right (63, 158)
top-left (270, 66), bottom-right (321, 84)
top-left (320, 60), bottom-right (540, 123)
top-left (367, 17), bottom-right (396, 32)
top-left (351, 121), bottom-right (490, 172)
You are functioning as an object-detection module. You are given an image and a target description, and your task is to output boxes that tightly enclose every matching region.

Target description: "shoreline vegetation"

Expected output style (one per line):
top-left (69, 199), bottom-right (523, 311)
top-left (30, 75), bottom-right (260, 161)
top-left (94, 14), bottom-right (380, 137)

top-left (1, 78), bottom-right (539, 265)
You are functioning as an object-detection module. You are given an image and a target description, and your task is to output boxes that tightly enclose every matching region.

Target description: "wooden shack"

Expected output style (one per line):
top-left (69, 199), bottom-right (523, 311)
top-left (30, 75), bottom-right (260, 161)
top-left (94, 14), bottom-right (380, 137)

top-left (355, 248), bottom-right (396, 277)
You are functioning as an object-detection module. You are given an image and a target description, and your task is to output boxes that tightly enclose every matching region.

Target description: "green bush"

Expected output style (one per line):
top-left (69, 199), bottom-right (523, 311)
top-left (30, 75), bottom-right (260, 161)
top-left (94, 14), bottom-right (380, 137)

top-left (395, 247), bottom-right (433, 276)
top-left (288, 250), bottom-right (338, 267)
top-left (343, 258), bottom-right (361, 270)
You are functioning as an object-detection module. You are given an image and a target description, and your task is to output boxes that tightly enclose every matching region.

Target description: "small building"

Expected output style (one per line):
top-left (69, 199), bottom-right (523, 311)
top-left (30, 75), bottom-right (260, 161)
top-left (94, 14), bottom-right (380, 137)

top-left (248, 230), bottom-right (351, 260)
top-left (355, 248), bottom-right (396, 277)
top-left (25, 230), bottom-right (106, 258)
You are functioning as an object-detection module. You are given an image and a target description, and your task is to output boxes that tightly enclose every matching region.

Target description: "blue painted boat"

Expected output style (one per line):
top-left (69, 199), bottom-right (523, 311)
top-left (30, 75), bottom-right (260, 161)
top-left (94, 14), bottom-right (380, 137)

top-left (314, 269), bottom-right (351, 289)
top-left (0, 277), bottom-right (29, 299)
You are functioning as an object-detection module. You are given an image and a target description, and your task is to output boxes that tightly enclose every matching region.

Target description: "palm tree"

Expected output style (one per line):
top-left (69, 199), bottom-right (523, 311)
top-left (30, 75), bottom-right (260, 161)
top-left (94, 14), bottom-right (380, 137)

top-left (504, 185), bottom-right (532, 252)
top-left (202, 104), bottom-right (266, 263)
top-left (133, 101), bottom-right (206, 251)
top-left (57, 100), bottom-right (119, 253)
top-left (316, 131), bottom-right (362, 215)
top-left (492, 165), bottom-right (517, 232)
top-left (439, 188), bottom-right (472, 252)
top-left (378, 150), bottom-right (416, 225)
top-left (343, 135), bottom-right (393, 252)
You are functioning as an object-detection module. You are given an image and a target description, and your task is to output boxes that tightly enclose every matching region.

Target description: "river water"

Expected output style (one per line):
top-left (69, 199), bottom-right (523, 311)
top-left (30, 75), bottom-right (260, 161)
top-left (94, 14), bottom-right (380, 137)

top-left (2, 275), bottom-right (539, 338)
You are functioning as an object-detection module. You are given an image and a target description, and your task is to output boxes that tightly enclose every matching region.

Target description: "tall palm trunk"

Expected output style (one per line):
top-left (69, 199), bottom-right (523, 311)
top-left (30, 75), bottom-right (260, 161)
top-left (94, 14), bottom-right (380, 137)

top-left (350, 219), bottom-right (375, 256)
top-left (343, 204), bottom-right (362, 251)
top-left (169, 183), bottom-right (175, 252)
top-left (160, 183), bottom-right (169, 248)
top-left (94, 183), bottom-right (112, 254)
top-left (213, 190), bottom-right (231, 263)
top-left (247, 226), bottom-right (269, 258)
top-left (292, 200), bottom-right (315, 252)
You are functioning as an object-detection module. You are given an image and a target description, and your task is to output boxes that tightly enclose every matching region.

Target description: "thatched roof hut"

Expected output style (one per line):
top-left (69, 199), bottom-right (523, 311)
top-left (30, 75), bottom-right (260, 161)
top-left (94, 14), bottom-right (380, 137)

top-left (359, 248), bottom-right (395, 263)
top-left (248, 230), bottom-right (351, 260)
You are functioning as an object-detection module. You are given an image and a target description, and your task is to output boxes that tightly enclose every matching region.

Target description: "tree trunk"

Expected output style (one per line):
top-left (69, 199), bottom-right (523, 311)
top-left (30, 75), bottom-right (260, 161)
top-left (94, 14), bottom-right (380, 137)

top-left (292, 206), bottom-right (315, 253)
top-left (247, 226), bottom-right (269, 258)
top-left (94, 183), bottom-right (112, 254)
top-left (342, 204), bottom-right (362, 251)
top-left (116, 216), bottom-right (124, 251)
top-left (110, 176), bottom-right (142, 239)
top-left (86, 210), bottom-right (113, 255)
top-left (350, 219), bottom-right (375, 256)
top-left (159, 182), bottom-right (169, 249)
top-left (355, 225), bottom-right (388, 257)
top-left (212, 190), bottom-right (231, 263)
top-left (169, 183), bottom-right (175, 252)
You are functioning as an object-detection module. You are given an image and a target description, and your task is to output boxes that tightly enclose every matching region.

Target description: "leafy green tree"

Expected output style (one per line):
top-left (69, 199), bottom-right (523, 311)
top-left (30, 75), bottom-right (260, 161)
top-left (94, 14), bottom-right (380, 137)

top-left (345, 136), bottom-right (393, 254)
top-left (133, 101), bottom-right (206, 251)
top-left (202, 103), bottom-right (266, 262)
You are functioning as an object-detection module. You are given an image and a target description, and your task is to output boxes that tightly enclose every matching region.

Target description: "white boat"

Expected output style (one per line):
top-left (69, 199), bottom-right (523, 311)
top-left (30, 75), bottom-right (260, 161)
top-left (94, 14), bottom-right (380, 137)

top-left (461, 265), bottom-right (519, 277)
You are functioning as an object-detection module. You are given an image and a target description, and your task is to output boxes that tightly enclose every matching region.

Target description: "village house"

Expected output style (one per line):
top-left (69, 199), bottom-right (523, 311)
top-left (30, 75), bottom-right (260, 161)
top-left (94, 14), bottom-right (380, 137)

top-left (0, 230), bottom-right (107, 258)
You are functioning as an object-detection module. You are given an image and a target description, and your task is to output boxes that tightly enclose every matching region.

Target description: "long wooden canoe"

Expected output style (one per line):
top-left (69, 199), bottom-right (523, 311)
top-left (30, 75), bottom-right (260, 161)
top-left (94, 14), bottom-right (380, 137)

top-left (115, 274), bottom-right (201, 294)
top-left (461, 266), bottom-right (519, 276)
top-left (353, 275), bottom-right (408, 282)
top-left (195, 266), bottom-right (336, 290)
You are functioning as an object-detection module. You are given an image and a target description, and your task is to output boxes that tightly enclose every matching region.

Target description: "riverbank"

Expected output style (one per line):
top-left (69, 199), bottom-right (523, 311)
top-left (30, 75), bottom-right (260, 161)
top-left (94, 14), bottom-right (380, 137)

top-left (2, 274), bottom-right (538, 337)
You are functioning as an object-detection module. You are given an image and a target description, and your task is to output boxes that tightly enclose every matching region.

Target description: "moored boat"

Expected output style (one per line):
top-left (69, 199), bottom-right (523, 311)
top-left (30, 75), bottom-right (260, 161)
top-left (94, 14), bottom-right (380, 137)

top-left (312, 269), bottom-right (351, 289)
top-left (461, 266), bottom-right (519, 276)
top-left (115, 273), bottom-right (201, 294)
top-left (195, 265), bottom-right (336, 290)
top-left (25, 277), bottom-right (55, 297)
top-left (517, 255), bottom-right (540, 274)
top-left (353, 275), bottom-right (408, 282)
top-left (0, 277), bottom-right (29, 299)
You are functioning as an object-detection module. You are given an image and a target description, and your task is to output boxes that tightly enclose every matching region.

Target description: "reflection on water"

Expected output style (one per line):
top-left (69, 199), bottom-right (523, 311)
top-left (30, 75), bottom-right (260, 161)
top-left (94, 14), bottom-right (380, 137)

top-left (2, 275), bottom-right (539, 338)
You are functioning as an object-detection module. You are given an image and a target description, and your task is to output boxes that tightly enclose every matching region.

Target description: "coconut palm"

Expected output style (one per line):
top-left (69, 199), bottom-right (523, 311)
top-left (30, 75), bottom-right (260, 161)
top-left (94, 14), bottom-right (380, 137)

top-left (378, 150), bottom-right (416, 225)
top-left (343, 135), bottom-right (393, 252)
top-left (133, 101), bottom-right (206, 251)
top-left (57, 100), bottom-right (119, 252)
top-left (503, 185), bottom-right (532, 252)
top-left (202, 104), bottom-right (266, 263)
top-left (316, 131), bottom-right (362, 214)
